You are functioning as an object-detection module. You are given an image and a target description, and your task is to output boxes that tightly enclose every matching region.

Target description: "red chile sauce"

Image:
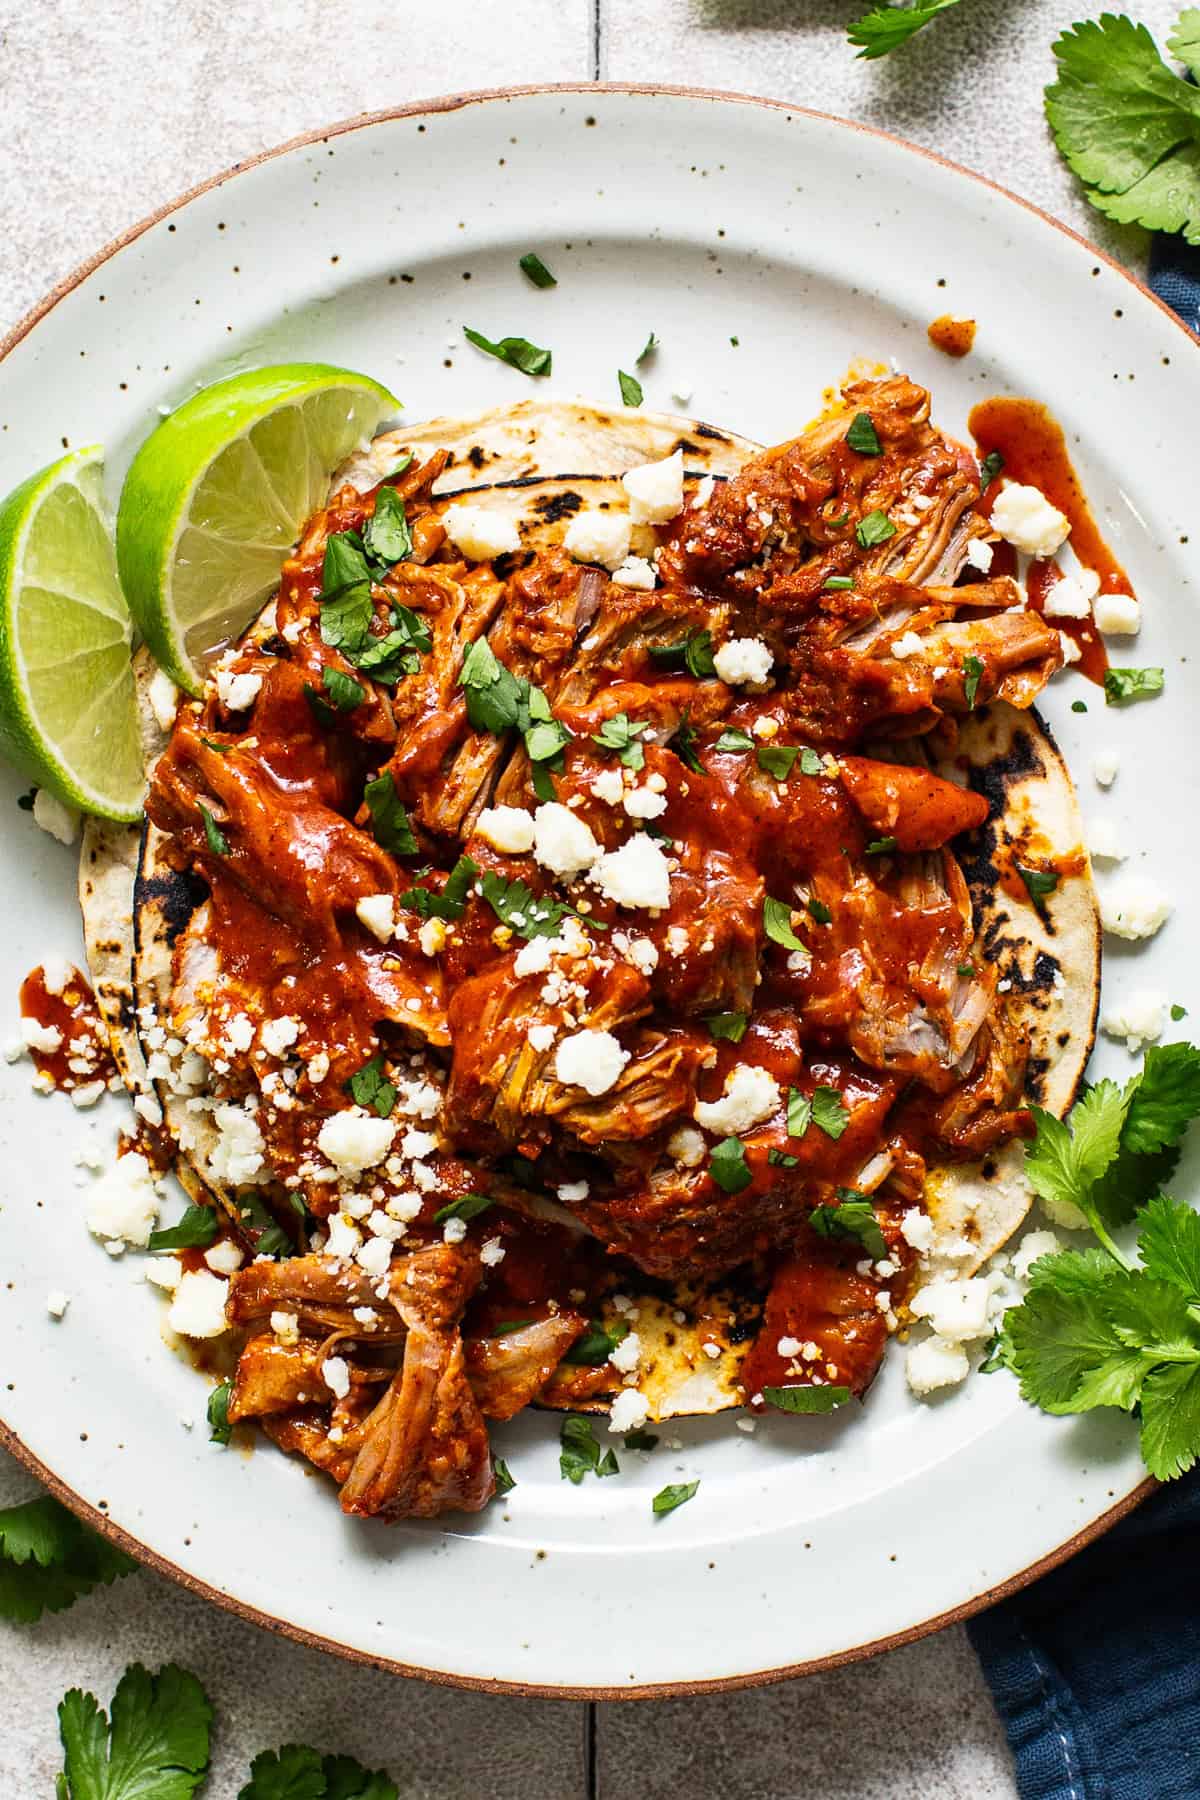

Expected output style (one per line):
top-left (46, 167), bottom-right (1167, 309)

top-left (18, 963), bottom-right (115, 1092)
top-left (969, 397), bottom-right (1136, 687)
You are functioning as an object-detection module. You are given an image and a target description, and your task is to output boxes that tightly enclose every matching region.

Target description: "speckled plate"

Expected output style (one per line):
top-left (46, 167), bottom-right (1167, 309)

top-left (0, 87), bottom-right (1196, 1696)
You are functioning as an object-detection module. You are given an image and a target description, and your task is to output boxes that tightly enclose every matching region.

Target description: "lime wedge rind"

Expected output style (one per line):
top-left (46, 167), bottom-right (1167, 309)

top-left (116, 363), bottom-right (398, 691)
top-left (0, 447), bottom-right (144, 821)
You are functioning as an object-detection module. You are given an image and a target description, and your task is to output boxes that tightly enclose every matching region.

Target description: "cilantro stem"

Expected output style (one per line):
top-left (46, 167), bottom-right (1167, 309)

top-left (1083, 1205), bottom-right (1134, 1272)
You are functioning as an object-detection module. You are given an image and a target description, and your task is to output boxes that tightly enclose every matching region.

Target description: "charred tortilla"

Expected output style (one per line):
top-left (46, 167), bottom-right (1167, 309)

top-left (82, 396), bottom-right (1100, 1436)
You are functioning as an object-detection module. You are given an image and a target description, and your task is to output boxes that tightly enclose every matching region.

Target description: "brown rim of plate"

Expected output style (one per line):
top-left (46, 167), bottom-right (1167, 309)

top-left (0, 82), bottom-right (1183, 1697)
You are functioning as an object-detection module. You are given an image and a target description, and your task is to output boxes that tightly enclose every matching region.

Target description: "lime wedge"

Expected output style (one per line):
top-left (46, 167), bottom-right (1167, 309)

top-left (0, 447), bottom-right (142, 821)
top-left (116, 363), bottom-right (398, 692)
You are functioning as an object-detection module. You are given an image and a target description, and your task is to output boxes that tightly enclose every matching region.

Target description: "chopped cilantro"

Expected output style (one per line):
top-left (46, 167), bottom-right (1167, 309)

top-left (709, 1135), bottom-right (752, 1193)
top-left (864, 835), bottom-right (898, 855)
top-left (649, 628), bottom-right (717, 678)
top-left (979, 449), bottom-right (1005, 488)
top-left (624, 1429), bottom-right (659, 1451)
top-left (433, 1192), bottom-right (494, 1225)
top-left (670, 714), bottom-right (705, 774)
top-left (362, 484), bottom-right (413, 566)
top-left (206, 1380), bottom-right (233, 1447)
top-left (493, 1458), bottom-right (517, 1497)
top-left (463, 326), bottom-right (551, 377)
top-left (1018, 863), bottom-right (1060, 903)
top-left (807, 897), bottom-right (833, 925)
top-left (811, 1086), bottom-right (850, 1140)
top-left (401, 853), bottom-right (479, 922)
top-left (636, 331), bottom-right (660, 364)
top-left (823, 575), bottom-right (855, 591)
top-left (1173, 1004), bottom-right (1189, 1022)
top-left (786, 1088), bottom-right (812, 1138)
top-left (519, 251), bottom-right (556, 288)
top-left (346, 1053), bottom-right (396, 1119)
top-left (1071, 699), bottom-right (1088, 714)
top-left (235, 1191), bottom-right (295, 1259)
top-left (560, 1414), bottom-right (619, 1483)
top-left (198, 805), bottom-right (228, 857)
top-left (480, 871), bottom-right (592, 941)
top-left (364, 771), bottom-right (418, 855)
top-left (318, 532), bottom-right (373, 651)
top-left (713, 727), bottom-right (755, 753)
top-left (963, 653), bottom-right (984, 710)
top-left (618, 369), bottom-right (643, 407)
top-left (799, 747), bottom-right (824, 776)
top-left (762, 1384), bottom-right (851, 1412)
top-left (148, 1205), bottom-right (219, 1252)
top-left (768, 1148), bottom-right (799, 1167)
top-left (593, 712), bottom-right (649, 771)
top-left (322, 667), bottom-right (365, 712)
top-left (845, 411), bottom-right (883, 455)
top-left (652, 1480), bottom-right (699, 1516)
top-left (855, 509), bottom-right (897, 548)
top-left (705, 1012), bottom-right (749, 1044)
top-left (1104, 666), bottom-right (1164, 706)
top-left (763, 896), bottom-right (806, 950)
top-left (756, 744), bottom-right (801, 781)
top-left (564, 1319), bottom-right (630, 1365)
top-left (809, 1191), bottom-right (887, 1258)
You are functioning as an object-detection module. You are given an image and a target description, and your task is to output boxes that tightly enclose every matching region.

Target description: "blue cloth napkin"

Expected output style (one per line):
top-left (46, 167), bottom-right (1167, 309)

top-left (968, 249), bottom-right (1200, 1799)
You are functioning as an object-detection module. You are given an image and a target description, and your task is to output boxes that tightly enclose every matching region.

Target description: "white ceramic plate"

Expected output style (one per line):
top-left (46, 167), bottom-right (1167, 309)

top-left (1, 87), bottom-right (1196, 1695)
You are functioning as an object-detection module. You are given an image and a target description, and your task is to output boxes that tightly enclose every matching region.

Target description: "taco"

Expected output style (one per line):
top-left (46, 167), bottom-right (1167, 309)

top-left (81, 378), bottom-right (1098, 1520)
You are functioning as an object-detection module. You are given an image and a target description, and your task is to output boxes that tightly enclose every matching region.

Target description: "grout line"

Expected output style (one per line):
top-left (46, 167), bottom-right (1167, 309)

top-left (591, 0), bottom-right (603, 80)
top-left (585, 1699), bottom-right (599, 1798)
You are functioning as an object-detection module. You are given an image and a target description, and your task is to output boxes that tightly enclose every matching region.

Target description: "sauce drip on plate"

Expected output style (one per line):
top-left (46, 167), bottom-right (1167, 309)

top-left (970, 396), bottom-right (1137, 686)
top-left (19, 963), bottom-right (115, 1093)
top-left (927, 315), bottom-right (976, 358)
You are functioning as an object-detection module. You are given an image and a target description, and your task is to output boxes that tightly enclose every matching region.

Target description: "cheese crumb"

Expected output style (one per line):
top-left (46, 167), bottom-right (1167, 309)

top-left (271, 1309), bottom-right (300, 1345)
top-left (317, 1108), bottom-right (397, 1173)
top-left (591, 834), bottom-right (672, 909)
top-left (85, 1152), bottom-right (160, 1249)
top-left (260, 1015), bottom-right (300, 1058)
top-left (591, 768), bottom-right (625, 807)
top-left (607, 1387), bottom-right (651, 1433)
top-left (32, 789), bottom-right (79, 845)
top-left (355, 894), bottom-right (396, 942)
top-left (623, 785), bottom-right (668, 821)
top-left (1100, 988), bottom-right (1167, 1054)
top-left (1042, 567), bottom-right (1099, 619)
top-left (1100, 877), bottom-right (1172, 941)
top-left (905, 1336), bottom-right (970, 1397)
top-left (168, 1269), bottom-right (229, 1339)
top-left (21, 1017), bottom-right (63, 1054)
top-left (528, 1023), bottom-right (557, 1053)
top-left (621, 450), bottom-right (684, 525)
top-left (667, 1125), bottom-right (706, 1168)
top-left (204, 1238), bottom-right (244, 1275)
top-left (909, 1276), bottom-right (993, 1342)
top-left (208, 1103), bottom-right (265, 1185)
top-left (475, 804), bottom-right (536, 854)
top-left (562, 509), bottom-right (632, 571)
top-left (609, 1331), bottom-right (642, 1373)
top-left (1011, 1229), bottom-right (1064, 1282)
top-left (554, 1029), bottom-right (630, 1097)
top-left (890, 631), bottom-right (924, 660)
top-left (557, 1180), bottom-right (590, 1203)
top-left (442, 502), bottom-right (522, 561)
top-left (900, 1208), bottom-right (934, 1254)
top-left (694, 1064), bottom-right (781, 1135)
top-left (1086, 818), bottom-right (1125, 863)
top-left (216, 669), bottom-right (262, 712)
top-left (41, 955), bottom-right (74, 997)
top-left (713, 637), bottom-right (773, 689)
top-left (418, 917), bottom-right (448, 957)
top-left (46, 1290), bottom-right (70, 1319)
top-left (322, 1354), bottom-right (351, 1399)
top-left (1094, 591), bottom-right (1141, 636)
top-left (1093, 750), bottom-right (1120, 788)
top-left (991, 483), bottom-right (1070, 558)
top-left (611, 556), bottom-right (657, 591)
top-left (514, 936), bottom-right (554, 978)
top-left (963, 538), bottom-right (994, 573)
top-left (532, 802), bottom-right (601, 877)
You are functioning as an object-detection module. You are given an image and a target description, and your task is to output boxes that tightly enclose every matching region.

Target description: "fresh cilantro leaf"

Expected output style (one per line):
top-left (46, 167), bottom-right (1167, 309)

top-left (1123, 1042), bottom-right (1200, 1154)
top-left (855, 508), bottom-right (897, 548)
top-left (978, 1330), bottom-right (1014, 1374)
top-left (1139, 1360), bottom-right (1200, 1480)
top-left (1025, 1083), bottom-right (1129, 1226)
top-left (618, 370), bottom-right (643, 407)
top-left (1173, 1003), bottom-right (1189, 1022)
top-left (799, 748), bottom-right (824, 776)
top-left (480, 871), bottom-right (587, 941)
top-left (362, 486), bottom-right (412, 566)
top-left (351, 606), bottom-right (431, 686)
top-left (624, 1429), bottom-right (659, 1451)
top-left (1002, 1248), bottom-right (1145, 1413)
top-left (200, 736), bottom-right (231, 754)
top-left (1137, 1193), bottom-right (1200, 1304)
top-left (713, 728), bottom-right (755, 753)
top-left (811, 1087), bottom-right (849, 1140)
top-left (433, 1192), bottom-right (493, 1225)
top-left (636, 332), bottom-right (660, 364)
top-left (148, 1205), bottom-right (219, 1251)
top-left (845, 411), bottom-right (883, 455)
top-left (705, 1012), bottom-right (749, 1044)
top-left (756, 744), bottom-right (801, 781)
top-left (763, 896), bottom-right (805, 950)
top-left (236, 1191), bottom-right (297, 1260)
top-left (198, 805), bottom-right (228, 857)
top-left (1071, 699), bottom-right (1088, 714)
top-left (563, 1319), bottom-right (630, 1365)
top-left (493, 1459), bottom-right (516, 1497)
top-left (559, 1415), bottom-right (619, 1484)
top-left (1104, 666), bottom-right (1164, 705)
top-left (1046, 15), bottom-right (1200, 246)
top-left (320, 1754), bottom-right (398, 1800)
top-left (530, 761), bottom-right (557, 802)
top-left (649, 629), bottom-right (717, 678)
top-left (519, 252), bottom-right (556, 288)
top-left (809, 1194), bottom-right (886, 1259)
top-left (463, 326), bottom-right (552, 377)
top-left (0, 1497), bottom-right (136, 1625)
top-left (864, 836), bottom-right (898, 855)
top-left (848, 0), bottom-right (962, 58)
top-left (1018, 863), bottom-right (1059, 903)
top-left (807, 897), bottom-right (833, 925)
top-left (59, 1663), bottom-right (212, 1800)
top-left (1171, 7), bottom-right (1200, 79)
top-left (322, 668), bottom-right (364, 713)
top-left (238, 1745), bottom-right (326, 1800)
top-left (1088, 1142), bottom-right (1180, 1230)
top-left (319, 534), bottom-right (373, 652)
top-left (524, 717), bottom-right (572, 764)
top-left (363, 771), bottom-right (417, 856)
top-left (762, 1384), bottom-right (851, 1412)
top-left (207, 1380), bottom-right (233, 1448)
top-left (670, 714), bottom-right (705, 774)
top-left (979, 450), bottom-right (1005, 487)
top-left (401, 854), bottom-right (479, 922)
top-left (823, 575), bottom-right (855, 591)
top-left (768, 1148), bottom-right (799, 1167)
top-left (593, 712), bottom-right (649, 770)
top-left (652, 1480), bottom-right (699, 1515)
top-left (346, 1054), bottom-right (396, 1119)
top-left (963, 653), bottom-right (984, 711)
top-left (459, 638), bottom-right (526, 733)
top-left (786, 1087), bottom-right (812, 1138)
top-left (709, 1135), bottom-right (752, 1193)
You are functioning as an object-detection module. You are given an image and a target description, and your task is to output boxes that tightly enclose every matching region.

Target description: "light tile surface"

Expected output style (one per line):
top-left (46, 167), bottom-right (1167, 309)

top-left (0, 1), bottom-right (1174, 1793)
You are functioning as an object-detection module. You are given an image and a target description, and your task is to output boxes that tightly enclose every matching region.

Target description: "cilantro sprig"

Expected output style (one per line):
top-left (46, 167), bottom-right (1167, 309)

top-left (999, 1042), bottom-right (1200, 1479)
top-left (0, 1497), bottom-right (136, 1624)
top-left (848, 0), bottom-right (963, 58)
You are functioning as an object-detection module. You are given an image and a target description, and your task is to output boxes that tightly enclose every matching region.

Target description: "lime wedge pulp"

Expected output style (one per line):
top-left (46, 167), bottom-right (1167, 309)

top-left (0, 447), bottom-right (142, 821)
top-left (116, 363), bottom-right (398, 692)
